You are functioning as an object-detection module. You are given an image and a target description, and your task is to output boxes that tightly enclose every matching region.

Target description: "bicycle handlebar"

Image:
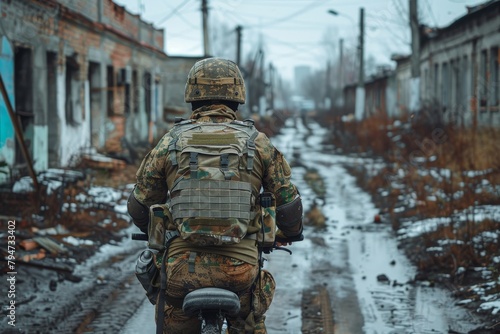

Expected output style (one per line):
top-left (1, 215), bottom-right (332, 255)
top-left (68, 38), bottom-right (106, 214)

top-left (275, 233), bottom-right (304, 243)
top-left (131, 233), bottom-right (148, 241)
top-left (132, 233), bottom-right (304, 243)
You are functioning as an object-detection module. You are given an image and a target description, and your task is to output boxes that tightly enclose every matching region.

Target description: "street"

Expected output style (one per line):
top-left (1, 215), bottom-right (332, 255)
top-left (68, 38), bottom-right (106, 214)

top-left (120, 118), bottom-right (486, 333)
top-left (5, 118), bottom-right (488, 333)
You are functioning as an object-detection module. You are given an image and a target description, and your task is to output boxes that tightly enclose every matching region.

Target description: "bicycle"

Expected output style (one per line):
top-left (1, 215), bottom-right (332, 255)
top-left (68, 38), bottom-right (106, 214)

top-left (182, 233), bottom-right (304, 334)
top-left (132, 232), bottom-right (303, 334)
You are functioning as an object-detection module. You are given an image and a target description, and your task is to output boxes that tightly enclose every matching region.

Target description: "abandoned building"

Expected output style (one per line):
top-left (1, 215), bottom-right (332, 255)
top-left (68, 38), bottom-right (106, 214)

top-left (0, 0), bottom-right (202, 184)
top-left (342, 0), bottom-right (500, 126)
top-left (419, 0), bottom-right (500, 127)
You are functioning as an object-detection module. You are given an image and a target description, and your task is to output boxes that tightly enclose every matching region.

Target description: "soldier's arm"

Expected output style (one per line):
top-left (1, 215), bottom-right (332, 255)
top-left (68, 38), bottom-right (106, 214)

top-left (128, 137), bottom-right (170, 233)
top-left (256, 133), bottom-right (303, 238)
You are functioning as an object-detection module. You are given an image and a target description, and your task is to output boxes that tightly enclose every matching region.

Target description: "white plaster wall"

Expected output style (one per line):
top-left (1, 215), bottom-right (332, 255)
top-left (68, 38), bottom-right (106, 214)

top-left (409, 77), bottom-right (420, 113)
top-left (33, 125), bottom-right (48, 172)
top-left (57, 73), bottom-right (91, 166)
top-left (386, 76), bottom-right (397, 118)
top-left (419, 13), bottom-right (500, 126)
top-left (355, 87), bottom-right (365, 120)
top-left (0, 138), bottom-right (15, 183)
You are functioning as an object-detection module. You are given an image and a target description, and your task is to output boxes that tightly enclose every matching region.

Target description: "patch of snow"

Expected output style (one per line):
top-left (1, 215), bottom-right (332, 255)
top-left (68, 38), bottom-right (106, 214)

top-left (437, 239), bottom-right (464, 246)
top-left (88, 186), bottom-right (123, 203)
top-left (457, 299), bottom-right (474, 305)
top-left (115, 204), bottom-right (128, 214)
top-left (479, 299), bottom-right (500, 315)
top-left (464, 169), bottom-right (494, 178)
top-left (12, 176), bottom-right (34, 193)
top-left (397, 217), bottom-right (451, 239)
top-left (426, 246), bottom-right (443, 252)
top-left (63, 236), bottom-right (94, 246)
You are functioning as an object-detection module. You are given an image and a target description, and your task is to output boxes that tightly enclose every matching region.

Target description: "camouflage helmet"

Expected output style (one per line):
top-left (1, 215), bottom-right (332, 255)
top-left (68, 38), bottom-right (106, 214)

top-left (185, 57), bottom-right (246, 104)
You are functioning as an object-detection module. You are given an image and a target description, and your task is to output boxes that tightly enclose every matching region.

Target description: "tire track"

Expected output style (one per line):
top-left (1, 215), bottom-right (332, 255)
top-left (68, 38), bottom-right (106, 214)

top-left (301, 285), bottom-right (334, 334)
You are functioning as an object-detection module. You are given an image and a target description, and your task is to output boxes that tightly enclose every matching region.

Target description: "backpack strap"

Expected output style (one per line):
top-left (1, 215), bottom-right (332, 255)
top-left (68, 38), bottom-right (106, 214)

top-left (189, 152), bottom-right (199, 179)
top-left (246, 130), bottom-right (258, 171)
top-left (168, 121), bottom-right (198, 166)
top-left (220, 153), bottom-right (231, 180)
top-left (227, 121), bottom-right (259, 171)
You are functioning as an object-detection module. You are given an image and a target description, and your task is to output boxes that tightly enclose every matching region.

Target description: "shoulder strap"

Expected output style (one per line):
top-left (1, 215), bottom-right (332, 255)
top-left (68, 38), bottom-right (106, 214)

top-left (168, 120), bottom-right (198, 166)
top-left (227, 121), bottom-right (259, 171)
top-left (168, 120), bottom-right (259, 171)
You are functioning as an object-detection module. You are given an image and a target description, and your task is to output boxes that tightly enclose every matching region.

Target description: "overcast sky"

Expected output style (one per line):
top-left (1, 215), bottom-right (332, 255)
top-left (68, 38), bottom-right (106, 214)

top-left (114, 0), bottom-right (486, 80)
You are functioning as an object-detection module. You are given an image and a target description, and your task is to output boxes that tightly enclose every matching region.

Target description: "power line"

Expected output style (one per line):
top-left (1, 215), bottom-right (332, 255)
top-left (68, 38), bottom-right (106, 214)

top-left (156, 0), bottom-right (193, 25)
top-left (244, 0), bottom-right (326, 28)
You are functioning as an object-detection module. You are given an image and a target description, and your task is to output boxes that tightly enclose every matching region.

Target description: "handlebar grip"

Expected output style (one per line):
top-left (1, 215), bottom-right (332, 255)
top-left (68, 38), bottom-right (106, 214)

top-left (275, 233), bottom-right (304, 243)
top-left (132, 233), bottom-right (148, 241)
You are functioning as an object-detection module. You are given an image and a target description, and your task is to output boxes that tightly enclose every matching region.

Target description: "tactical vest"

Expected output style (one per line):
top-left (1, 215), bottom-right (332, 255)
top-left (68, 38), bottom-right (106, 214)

top-left (167, 119), bottom-right (266, 246)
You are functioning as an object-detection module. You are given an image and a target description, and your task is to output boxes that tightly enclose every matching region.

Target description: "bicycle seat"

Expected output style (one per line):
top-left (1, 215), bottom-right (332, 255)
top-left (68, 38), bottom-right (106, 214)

top-left (182, 287), bottom-right (241, 317)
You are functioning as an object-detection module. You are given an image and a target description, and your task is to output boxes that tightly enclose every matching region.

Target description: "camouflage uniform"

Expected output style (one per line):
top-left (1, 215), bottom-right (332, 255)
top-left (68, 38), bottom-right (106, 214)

top-left (133, 104), bottom-right (300, 332)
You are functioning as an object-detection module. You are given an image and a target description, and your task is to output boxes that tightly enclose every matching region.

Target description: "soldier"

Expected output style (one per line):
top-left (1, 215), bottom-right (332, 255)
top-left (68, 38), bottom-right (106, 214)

top-left (128, 57), bottom-right (303, 333)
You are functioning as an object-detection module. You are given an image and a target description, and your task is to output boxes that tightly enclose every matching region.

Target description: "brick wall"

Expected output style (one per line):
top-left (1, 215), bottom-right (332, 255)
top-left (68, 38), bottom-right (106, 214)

top-left (56, 0), bottom-right (98, 22)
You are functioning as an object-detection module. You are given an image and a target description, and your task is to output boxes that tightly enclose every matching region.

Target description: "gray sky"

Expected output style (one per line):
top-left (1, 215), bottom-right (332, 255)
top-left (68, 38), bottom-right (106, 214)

top-left (114, 0), bottom-right (486, 80)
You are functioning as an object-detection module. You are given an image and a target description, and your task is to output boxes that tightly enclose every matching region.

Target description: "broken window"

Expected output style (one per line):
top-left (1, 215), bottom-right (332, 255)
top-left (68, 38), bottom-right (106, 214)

top-left (14, 47), bottom-right (34, 166)
top-left (441, 62), bottom-right (450, 111)
top-left (88, 62), bottom-right (101, 147)
top-left (14, 47), bottom-right (33, 120)
top-left (118, 68), bottom-right (131, 114)
top-left (107, 65), bottom-right (114, 116)
top-left (462, 56), bottom-right (469, 113)
top-left (479, 50), bottom-right (488, 111)
top-left (143, 72), bottom-right (152, 121)
top-left (47, 52), bottom-right (59, 167)
top-left (490, 47), bottom-right (499, 111)
top-left (452, 59), bottom-right (461, 112)
top-left (423, 68), bottom-right (429, 101)
top-left (65, 56), bottom-right (81, 125)
top-left (433, 63), bottom-right (439, 102)
top-left (132, 69), bottom-right (138, 114)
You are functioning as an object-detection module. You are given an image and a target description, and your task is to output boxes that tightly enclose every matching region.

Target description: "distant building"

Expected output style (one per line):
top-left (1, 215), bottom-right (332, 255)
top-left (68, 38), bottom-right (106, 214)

top-left (341, 0), bottom-right (500, 127)
top-left (294, 65), bottom-right (311, 93)
top-left (343, 67), bottom-right (396, 118)
top-left (420, 0), bottom-right (500, 127)
top-left (392, 54), bottom-right (412, 117)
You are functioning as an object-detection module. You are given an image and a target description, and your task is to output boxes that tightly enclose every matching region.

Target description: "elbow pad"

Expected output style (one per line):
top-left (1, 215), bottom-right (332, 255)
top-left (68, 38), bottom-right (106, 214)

top-left (127, 192), bottom-right (149, 234)
top-left (276, 195), bottom-right (303, 237)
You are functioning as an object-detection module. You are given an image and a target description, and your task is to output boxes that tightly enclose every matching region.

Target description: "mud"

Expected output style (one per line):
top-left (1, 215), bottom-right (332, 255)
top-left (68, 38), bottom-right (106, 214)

top-left (2, 118), bottom-right (498, 334)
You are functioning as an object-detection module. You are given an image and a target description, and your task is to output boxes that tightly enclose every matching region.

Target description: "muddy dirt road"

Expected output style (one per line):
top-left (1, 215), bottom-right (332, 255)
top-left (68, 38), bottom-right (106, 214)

top-left (4, 119), bottom-right (490, 333)
top-left (121, 119), bottom-right (487, 334)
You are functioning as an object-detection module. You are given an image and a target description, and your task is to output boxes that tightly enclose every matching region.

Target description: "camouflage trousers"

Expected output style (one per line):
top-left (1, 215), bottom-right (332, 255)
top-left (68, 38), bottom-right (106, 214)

top-left (155, 251), bottom-right (275, 334)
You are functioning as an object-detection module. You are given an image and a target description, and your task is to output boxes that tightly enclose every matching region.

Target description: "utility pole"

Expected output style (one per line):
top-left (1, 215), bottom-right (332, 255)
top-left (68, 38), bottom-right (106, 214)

top-left (409, 0), bottom-right (420, 112)
top-left (269, 63), bottom-right (274, 111)
top-left (236, 25), bottom-right (242, 67)
top-left (326, 60), bottom-right (331, 111)
top-left (355, 7), bottom-right (365, 120)
top-left (201, 0), bottom-right (210, 56)
top-left (338, 38), bottom-right (344, 107)
top-left (259, 51), bottom-right (265, 116)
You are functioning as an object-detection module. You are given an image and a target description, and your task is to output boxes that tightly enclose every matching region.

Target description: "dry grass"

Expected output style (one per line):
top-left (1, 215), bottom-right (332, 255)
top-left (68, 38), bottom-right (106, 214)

top-left (418, 219), bottom-right (500, 279)
top-left (322, 108), bottom-right (500, 283)
top-left (305, 204), bottom-right (327, 229)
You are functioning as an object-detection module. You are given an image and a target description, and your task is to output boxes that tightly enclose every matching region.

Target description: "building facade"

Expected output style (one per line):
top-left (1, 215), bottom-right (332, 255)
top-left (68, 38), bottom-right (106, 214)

top-left (341, 0), bottom-right (500, 127)
top-left (0, 0), bottom-right (200, 183)
top-left (419, 0), bottom-right (500, 127)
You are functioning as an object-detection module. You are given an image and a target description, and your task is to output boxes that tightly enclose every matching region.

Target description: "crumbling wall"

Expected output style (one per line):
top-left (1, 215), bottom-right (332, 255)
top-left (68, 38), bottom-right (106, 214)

top-left (0, 0), bottom-right (169, 176)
